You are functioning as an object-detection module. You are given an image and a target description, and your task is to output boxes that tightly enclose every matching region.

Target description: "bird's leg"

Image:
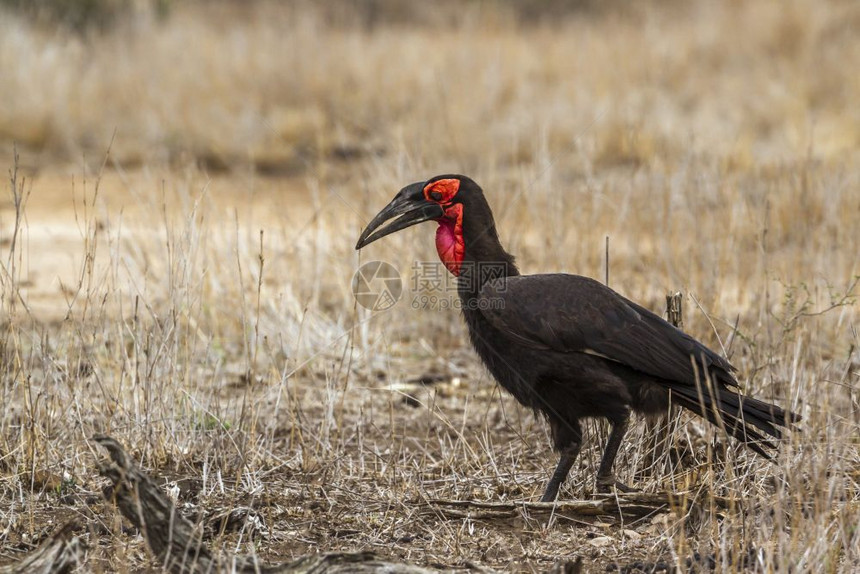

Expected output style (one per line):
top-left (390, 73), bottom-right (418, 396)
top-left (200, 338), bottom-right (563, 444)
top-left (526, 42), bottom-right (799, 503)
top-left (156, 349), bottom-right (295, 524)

top-left (596, 415), bottom-right (636, 493)
top-left (541, 442), bottom-right (582, 502)
top-left (541, 419), bottom-right (583, 502)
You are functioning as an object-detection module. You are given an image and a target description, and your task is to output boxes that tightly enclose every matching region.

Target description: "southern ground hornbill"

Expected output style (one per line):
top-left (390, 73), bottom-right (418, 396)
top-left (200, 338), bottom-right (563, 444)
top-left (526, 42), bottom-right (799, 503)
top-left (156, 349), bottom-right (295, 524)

top-left (355, 174), bottom-right (800, 501)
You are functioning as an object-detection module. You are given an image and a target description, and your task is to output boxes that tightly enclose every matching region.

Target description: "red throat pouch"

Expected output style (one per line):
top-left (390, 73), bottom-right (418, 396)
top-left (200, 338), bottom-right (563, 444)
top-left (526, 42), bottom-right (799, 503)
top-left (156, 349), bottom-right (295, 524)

top-left (435, 203), bottom-right (464, 276)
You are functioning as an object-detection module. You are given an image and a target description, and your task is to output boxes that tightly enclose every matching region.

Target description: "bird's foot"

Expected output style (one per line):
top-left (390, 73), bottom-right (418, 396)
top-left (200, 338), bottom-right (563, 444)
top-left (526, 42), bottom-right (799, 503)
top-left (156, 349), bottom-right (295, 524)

top-left (595, 476), bottom-right (637, 494)
top-left (540, 483), bottom-right (561, 502)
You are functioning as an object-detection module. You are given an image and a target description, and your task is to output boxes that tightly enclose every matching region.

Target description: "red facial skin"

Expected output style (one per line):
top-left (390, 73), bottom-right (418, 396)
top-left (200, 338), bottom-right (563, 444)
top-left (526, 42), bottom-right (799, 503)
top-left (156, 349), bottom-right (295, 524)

top-left (423, 179), bottom-right (465, 276)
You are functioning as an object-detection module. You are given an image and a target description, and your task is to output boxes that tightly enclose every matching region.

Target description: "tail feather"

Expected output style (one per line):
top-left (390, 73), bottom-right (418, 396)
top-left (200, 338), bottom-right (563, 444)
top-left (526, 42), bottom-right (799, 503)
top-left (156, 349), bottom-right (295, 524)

top-left (670, 391), bottom-right (774, 454)
top-left (665, 380), bottom-right (799, 458)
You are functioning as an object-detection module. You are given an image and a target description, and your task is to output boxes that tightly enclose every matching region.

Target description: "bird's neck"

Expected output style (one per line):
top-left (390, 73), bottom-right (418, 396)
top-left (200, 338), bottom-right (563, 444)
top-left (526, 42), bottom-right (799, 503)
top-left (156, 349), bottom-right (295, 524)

top-left (453, 218), bottom-right (519, 299)
top-left (431, 192), bottom-right (518, 297)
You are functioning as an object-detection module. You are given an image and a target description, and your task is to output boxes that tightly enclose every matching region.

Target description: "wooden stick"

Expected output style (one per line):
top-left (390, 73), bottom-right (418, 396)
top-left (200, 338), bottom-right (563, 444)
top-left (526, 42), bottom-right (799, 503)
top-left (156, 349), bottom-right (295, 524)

top-left (426, 489), bottom-right (730, 521)
top-left (665, 291), bottom-right (684, 329)
top-left (0, 522), bottom-right (85, 574)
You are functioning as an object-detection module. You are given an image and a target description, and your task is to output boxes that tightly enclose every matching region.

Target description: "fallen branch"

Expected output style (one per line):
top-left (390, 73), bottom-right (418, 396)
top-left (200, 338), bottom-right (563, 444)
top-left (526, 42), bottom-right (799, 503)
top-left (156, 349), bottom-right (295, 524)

top-left (0, 522), bottom-right (85, 574)
top-left (93, 434), bottom-right (456, 573)
top-left (426, 491), bottom-right (732, 521)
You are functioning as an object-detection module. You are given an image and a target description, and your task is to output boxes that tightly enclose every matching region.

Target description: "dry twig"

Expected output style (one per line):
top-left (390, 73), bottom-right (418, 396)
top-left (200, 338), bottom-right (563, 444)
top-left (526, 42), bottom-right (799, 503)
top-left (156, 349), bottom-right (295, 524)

top-left (426, 490), bottom-right (731, 522)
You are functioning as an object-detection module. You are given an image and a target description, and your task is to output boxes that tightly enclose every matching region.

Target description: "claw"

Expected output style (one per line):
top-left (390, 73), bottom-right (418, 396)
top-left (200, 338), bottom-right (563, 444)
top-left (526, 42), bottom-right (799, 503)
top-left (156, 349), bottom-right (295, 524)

top-left (596, 476), bottom-right (638, 494)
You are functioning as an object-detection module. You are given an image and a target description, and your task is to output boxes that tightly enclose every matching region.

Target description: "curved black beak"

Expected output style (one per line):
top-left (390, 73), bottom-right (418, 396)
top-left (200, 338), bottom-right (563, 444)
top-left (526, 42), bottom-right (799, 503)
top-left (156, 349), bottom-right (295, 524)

top-left (355, 182), bottom-right (444, 249)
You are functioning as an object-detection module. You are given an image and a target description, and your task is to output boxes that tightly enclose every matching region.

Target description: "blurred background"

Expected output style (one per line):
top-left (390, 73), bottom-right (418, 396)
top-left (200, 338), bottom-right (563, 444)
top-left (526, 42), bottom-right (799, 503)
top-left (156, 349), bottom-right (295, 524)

top-left (3, 0), bottom-right (858, 171)
top-left (1, 0), bottom-right (858, 322)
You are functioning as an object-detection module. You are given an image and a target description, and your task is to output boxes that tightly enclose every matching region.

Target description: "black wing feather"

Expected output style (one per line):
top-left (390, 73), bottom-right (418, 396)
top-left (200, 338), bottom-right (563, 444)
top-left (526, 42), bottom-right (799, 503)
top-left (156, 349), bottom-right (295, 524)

top-left (479, 274), bottom-right (737, 387)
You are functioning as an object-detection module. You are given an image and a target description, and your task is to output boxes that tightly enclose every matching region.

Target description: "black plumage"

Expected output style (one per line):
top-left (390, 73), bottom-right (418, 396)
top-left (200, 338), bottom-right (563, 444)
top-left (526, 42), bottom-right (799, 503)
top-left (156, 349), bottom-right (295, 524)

top-left (356, 174), bottom-right (800, 501)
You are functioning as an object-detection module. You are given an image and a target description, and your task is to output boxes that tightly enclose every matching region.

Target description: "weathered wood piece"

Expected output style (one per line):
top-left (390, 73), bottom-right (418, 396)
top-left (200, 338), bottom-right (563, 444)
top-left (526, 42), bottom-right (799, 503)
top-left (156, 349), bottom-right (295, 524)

top-left (0, 522), bottom-right (85, 574)
top-left (427, 490), bottom-right (730, 521)
top-left (93, 434), bottom-right (463, 574)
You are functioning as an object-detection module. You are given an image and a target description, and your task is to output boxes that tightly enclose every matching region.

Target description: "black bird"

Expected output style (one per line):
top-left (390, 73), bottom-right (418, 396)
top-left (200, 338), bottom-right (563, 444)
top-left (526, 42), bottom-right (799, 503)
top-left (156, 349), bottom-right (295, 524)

top-left (356, 175), bottom-right (800, 501)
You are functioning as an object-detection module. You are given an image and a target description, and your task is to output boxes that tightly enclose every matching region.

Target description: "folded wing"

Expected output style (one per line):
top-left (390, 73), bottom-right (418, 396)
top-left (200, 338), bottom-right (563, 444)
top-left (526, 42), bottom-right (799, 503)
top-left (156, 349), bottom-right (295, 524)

top-left (478, 274), bottom-right (799, 455)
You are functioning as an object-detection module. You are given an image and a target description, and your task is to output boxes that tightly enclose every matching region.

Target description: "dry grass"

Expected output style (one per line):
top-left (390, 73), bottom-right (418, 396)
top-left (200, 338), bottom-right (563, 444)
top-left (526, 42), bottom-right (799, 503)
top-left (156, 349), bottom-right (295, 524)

top-left (1, 0), bottom-right (859, 572)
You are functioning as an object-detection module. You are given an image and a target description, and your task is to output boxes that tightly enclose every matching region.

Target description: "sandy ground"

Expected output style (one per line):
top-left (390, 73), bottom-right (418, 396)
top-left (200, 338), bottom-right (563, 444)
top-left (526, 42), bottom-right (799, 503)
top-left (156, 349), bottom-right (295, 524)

top-left (2, 166), bottom-right (321, 321)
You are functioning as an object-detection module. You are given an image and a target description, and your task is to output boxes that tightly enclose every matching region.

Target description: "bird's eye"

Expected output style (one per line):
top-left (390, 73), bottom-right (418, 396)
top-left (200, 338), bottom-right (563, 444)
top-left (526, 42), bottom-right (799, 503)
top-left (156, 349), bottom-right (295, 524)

top-left (430, 191), bottom-right (443, 201)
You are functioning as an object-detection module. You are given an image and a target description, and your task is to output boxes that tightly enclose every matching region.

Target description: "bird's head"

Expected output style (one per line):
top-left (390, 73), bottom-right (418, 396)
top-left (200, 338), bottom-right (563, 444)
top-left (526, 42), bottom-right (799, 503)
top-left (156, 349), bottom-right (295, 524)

top-left (355, 174), bottom-right (483, 276)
